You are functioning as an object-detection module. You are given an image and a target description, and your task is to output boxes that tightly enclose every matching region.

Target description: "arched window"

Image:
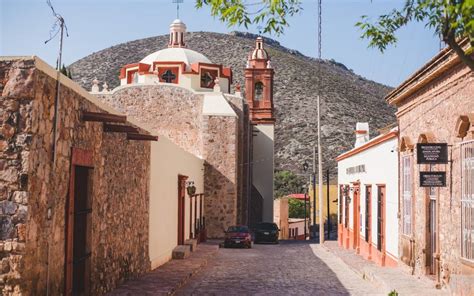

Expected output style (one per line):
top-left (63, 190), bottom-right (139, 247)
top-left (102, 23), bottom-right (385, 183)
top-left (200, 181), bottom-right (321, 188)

top-left (254, 81), bottom-right (264, 101)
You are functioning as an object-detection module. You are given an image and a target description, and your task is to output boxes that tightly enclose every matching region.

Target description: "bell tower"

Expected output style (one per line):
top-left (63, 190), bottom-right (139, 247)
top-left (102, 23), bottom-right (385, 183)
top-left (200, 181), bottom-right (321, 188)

top-left (245, 36), bottom-right (275, 225)
top-left (244, 37), bottom-right (275, 124)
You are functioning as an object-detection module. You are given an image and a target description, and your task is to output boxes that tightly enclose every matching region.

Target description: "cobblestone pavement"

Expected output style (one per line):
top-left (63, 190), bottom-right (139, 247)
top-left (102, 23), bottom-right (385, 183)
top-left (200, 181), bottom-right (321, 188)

top-left (107, 243), bottom-right (219, 295)
top-left (176, 240), bottom-right (384, 296)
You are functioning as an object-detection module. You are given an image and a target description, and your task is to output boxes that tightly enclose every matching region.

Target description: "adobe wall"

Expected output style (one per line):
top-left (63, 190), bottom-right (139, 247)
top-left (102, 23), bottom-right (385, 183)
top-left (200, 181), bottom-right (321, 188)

top-left (96, 85), bottom-right (204, 157)
top-left (0, 58), bottom-right (150, 295)
top-left (396, 61), bottom-right (474, 291)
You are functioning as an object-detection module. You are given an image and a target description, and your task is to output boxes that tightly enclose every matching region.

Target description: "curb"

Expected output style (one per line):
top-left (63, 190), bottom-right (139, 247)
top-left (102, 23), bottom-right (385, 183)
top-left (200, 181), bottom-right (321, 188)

top-left (319, 243), bottom-right (390, 294)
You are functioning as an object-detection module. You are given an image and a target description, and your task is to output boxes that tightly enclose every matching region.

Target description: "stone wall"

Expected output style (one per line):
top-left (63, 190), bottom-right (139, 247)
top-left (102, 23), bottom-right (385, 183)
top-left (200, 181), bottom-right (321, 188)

top-left (97, 85), bottom-right (204, 157)
top-left (396, 61), bottom-right (474, 291)
top-left (202, 115), bottom-right (238, 238)
top-left (224, 94), bottom-right (250, 225)
top-left (0, 58), bottom-right (150, 295)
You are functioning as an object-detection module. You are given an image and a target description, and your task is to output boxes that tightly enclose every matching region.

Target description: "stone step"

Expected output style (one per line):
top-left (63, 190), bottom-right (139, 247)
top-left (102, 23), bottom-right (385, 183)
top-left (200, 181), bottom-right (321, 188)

top-left (184, 239), bottom-right (198, 252)
top-left (172, 245), bottom-right (191, 259)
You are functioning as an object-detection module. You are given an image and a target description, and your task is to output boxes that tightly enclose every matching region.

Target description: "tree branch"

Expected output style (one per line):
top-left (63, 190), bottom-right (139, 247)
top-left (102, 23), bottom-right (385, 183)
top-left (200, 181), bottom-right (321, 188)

top-left (444, 33), bottom-right (474, 72)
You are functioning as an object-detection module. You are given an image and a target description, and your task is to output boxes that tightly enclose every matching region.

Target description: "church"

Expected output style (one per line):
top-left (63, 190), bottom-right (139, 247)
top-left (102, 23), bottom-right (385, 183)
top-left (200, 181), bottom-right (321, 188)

top-left (92, 19), bottom-right (276, 266)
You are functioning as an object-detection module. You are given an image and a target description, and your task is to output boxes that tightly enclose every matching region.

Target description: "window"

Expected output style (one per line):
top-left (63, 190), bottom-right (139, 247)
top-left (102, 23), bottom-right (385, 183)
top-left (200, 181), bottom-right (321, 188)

top-left (402, 155), bottom-right (413, 235)
top-left (126, 69), bottom-right (138, 84)
top-left (254, 81), bottom-right (264, 101)
top-left (461, 141), bottom-right (474, 260)
top-left (200, 69), bottom-right (218, 88)
top-left (158, 67), bottom-right (179, 84)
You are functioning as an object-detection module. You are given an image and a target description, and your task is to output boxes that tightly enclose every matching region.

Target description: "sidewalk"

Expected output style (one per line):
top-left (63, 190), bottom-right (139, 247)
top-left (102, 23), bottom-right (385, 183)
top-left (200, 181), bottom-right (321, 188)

top-left (322, 241), bottom-right (448, 296)
top-left (107, 242), bottom-right (219, 296)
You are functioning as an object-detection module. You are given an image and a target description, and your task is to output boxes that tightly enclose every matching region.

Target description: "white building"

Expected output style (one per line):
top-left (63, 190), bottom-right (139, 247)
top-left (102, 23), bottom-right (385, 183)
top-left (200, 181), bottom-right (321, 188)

top-left (337, 123), bottom-right (399, 267)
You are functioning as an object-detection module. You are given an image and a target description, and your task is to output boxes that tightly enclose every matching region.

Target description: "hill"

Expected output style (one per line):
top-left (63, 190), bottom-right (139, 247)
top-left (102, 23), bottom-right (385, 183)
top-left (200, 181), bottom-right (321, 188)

top-left (69, 31), bottom-right (395, 179)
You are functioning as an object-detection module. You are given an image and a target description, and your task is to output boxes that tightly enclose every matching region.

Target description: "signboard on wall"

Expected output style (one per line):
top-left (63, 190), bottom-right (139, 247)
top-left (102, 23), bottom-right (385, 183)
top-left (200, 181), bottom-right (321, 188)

top-left (419, 171), bottom-right (446, 187)
top-left (416, 143), bottom-right (448, 164)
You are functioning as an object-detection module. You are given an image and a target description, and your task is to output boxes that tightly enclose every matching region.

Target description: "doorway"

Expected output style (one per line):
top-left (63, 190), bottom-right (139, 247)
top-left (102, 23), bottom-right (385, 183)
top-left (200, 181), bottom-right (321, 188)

top-left (365, 185), bottom-right (372, 243)
top-left (377, 185), bottom-right (386, 255)
top-left (353, 184), bottom-right (360, 252)
top-left (65, 148), bottom-right (93, 296)
top-left (178, 175), bottom-right (188, 245)
top-left (427, 186), bottom-right (437, 275)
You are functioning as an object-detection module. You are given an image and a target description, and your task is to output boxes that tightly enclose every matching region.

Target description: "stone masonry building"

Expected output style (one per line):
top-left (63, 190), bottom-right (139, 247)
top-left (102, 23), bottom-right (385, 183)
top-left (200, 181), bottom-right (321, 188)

top-left (0, 57), bottom-right (155, 295)
top-left (386, 38), bottom-right (473, 293)
top-left (92, 19), bottom-right (276, 239)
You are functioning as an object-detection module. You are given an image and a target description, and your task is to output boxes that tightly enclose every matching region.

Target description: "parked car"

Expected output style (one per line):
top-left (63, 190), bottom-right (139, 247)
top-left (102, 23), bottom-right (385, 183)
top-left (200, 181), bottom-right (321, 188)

top-left (253, 222), bottom-right (279, 244)
top-left (224, 225), bottom-right (252, 248)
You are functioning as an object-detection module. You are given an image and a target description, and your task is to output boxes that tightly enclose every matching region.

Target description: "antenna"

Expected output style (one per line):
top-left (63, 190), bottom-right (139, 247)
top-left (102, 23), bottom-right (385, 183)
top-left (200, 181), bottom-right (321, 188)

top-left (45, 0), bottom-right (69, 166)
top-left (172, 0), bottom-right (183, 19)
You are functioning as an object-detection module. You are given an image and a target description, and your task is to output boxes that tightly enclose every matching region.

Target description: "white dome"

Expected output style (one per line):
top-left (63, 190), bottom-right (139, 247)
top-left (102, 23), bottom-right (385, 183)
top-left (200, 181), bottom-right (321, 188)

top-left (140, 48), bottom-right (212, 70)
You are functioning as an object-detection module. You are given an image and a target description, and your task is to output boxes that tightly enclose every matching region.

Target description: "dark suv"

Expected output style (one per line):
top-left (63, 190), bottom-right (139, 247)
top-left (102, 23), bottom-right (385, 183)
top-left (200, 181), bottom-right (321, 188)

top-left (253, 222), bottom-right (279, 244)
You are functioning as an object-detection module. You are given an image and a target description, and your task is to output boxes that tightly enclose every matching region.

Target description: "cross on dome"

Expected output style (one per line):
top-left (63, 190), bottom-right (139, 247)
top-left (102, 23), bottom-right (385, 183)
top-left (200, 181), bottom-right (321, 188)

top-left (168, 19), bottom-right (187, 48)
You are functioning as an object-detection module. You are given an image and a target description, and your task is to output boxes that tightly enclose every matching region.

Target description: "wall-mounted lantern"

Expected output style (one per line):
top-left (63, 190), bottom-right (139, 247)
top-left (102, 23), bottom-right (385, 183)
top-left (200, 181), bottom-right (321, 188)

top-left (186, 181), bottom-right (196, 196)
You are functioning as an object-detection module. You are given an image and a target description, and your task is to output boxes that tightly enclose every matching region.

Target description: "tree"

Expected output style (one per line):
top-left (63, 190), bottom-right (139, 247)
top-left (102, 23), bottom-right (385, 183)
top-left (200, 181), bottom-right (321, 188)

top-left (59, 64), bottom-right (73, 79)
top-left (274, 170), bottom-right (305, 199)
top-left (356, 0), bottom-right (474, 71)
top-left (195, 0), bottom-right (302, 35)
top-left (288, 198), bottom-right (309, 218)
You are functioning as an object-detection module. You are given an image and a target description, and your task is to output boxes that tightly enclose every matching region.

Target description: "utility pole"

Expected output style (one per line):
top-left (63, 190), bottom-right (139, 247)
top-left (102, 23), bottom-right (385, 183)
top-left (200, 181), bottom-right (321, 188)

top-left (312, 146), bottom-right (317, 239)
top-left (317, 0), bottom-right (324, 244)
top-left (326, 168), bottom-right (330, 240)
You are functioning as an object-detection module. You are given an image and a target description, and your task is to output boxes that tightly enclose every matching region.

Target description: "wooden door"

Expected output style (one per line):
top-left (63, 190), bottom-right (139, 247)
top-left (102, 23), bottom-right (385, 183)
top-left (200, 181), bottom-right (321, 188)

top-left (377, 185), bottom-right (386, 252)
top-left (365, 186), bottom-right (372, 243)
top-left (353, 185), bottom-right (360, 251)
top-left (65, 148), bottom-right (93, 296)
top-left (178, 175), bottom-right (188, 245)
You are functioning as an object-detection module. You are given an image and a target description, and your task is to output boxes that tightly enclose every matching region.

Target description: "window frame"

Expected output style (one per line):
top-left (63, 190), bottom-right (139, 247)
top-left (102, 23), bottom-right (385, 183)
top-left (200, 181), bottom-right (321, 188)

top-left (402, 154), bottom-right (413, 236)
top-left (461, 140), bottom-right (474, 261)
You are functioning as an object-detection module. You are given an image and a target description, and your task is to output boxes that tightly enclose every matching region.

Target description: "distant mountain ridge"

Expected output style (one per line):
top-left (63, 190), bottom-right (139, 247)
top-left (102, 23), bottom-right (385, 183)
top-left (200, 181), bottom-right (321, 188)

top-left (69, 31), bottom-right (395, 179)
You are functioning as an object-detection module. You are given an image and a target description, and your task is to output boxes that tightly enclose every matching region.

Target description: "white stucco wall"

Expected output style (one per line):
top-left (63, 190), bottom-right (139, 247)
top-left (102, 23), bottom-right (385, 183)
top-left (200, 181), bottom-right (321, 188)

top-left (337, 135), bottom-right (399, 258)
top-left (252, 124), bottom-right (274, 222)
top-left (149, 136), bottom-right (204, 269)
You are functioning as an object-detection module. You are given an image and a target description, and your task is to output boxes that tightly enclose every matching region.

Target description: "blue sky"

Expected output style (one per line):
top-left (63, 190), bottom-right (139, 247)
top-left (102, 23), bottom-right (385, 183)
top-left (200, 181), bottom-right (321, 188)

top-left (1, 0), bottom-right (441, 87)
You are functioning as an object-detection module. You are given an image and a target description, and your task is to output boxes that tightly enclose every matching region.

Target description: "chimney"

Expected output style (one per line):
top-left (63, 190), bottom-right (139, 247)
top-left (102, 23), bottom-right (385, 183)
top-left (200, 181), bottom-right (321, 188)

top-left (355, 122), bottom-right (369, 147)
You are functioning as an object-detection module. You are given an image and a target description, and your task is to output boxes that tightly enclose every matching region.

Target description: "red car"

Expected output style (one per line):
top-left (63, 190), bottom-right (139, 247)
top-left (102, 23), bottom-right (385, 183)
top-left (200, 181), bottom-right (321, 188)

top-left (224, 225), bottom-right (252, 248)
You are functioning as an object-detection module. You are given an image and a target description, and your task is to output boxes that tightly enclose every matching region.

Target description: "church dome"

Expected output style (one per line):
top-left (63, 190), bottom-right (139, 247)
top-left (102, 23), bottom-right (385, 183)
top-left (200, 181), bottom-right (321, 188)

top-left (140, 18), bottom-right (212, 70)
top-left (140, 47), bottom-right (212, 70)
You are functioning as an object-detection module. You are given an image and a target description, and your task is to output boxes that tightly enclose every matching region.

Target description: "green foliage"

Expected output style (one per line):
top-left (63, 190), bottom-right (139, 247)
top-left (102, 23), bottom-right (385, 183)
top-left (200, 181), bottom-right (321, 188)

top-left (59, 64), bottom-right (72, 79)
top-left (288, 198), bottom-right (309, 218)
top-left (355, 1), bottom-right (474, 54)
top-left (388, 290), bottom-right (399, 296)
top-left (195, 0), bottom-right (302, 35)
top-left (274, 170), bottom-right (305, 199)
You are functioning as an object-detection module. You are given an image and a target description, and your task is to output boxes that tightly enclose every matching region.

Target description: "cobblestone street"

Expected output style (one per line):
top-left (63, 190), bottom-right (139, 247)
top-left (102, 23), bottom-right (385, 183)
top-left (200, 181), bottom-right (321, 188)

top-left (176, 241), bottom-right (384, 295)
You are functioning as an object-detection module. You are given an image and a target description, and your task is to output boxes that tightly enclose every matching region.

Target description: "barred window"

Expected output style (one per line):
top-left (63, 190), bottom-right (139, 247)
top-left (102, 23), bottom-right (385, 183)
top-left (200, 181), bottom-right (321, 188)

top-left (402, 155), bottom-right (413, 235)
top-left (461, 141), bottom-right (474, 260)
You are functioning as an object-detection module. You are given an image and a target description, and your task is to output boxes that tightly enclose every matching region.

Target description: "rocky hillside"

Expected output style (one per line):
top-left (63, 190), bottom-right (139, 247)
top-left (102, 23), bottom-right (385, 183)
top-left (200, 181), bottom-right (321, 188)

top-left (69, 31), bottom-right (395, 179)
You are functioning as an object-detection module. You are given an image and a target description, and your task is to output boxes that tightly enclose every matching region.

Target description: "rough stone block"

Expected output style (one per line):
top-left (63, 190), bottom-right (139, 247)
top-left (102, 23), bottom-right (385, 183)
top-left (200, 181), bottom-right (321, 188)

top-left (172, 245), bottom-right (190, 259)
top-left (184, 239), bottom-right (198, 252)
top-left (0, 201), bottom-right (17, 215)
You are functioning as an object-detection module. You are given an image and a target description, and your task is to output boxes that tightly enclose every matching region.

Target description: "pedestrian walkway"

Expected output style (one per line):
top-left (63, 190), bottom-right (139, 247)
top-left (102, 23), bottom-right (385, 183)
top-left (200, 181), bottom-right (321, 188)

top-left (321, 241), bottom-right (449, 296)
top-left (107, 242), bottom-right (219, 295)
